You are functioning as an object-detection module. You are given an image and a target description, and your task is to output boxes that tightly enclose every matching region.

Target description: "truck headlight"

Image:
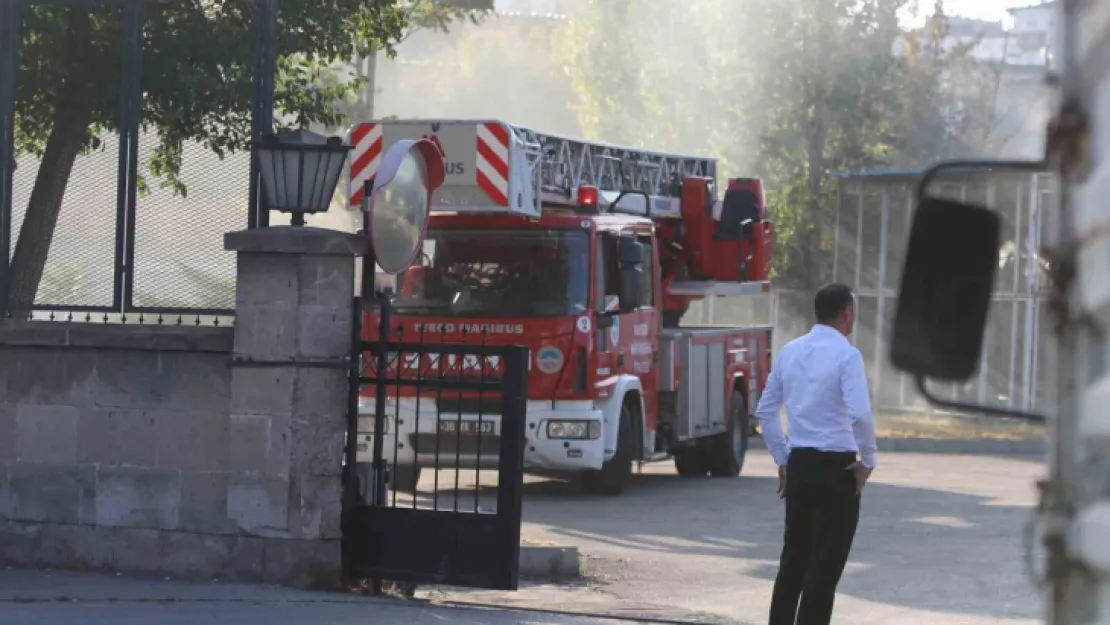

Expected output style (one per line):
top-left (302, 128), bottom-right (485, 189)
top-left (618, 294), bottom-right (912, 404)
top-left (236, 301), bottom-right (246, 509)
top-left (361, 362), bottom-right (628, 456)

top-left (546, 420), bottom-right (601, 440)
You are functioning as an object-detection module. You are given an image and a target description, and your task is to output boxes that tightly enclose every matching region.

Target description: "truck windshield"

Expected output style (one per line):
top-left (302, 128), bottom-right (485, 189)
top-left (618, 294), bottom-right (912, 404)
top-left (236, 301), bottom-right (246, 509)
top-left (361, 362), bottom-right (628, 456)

top-left (394, 228), bottom-right (590, 317)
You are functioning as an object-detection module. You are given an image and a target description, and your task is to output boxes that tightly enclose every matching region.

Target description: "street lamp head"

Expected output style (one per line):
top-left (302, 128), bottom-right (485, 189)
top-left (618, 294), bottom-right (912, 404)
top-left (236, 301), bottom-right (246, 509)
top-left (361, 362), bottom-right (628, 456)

top-left (254, 128), bottom-right (352, 225)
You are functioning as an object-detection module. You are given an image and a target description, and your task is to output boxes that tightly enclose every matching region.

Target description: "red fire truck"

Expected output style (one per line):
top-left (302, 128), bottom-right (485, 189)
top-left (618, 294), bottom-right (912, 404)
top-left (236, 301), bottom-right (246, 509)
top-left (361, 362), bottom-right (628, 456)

top-left (351, 120), bottom-right (775, 495)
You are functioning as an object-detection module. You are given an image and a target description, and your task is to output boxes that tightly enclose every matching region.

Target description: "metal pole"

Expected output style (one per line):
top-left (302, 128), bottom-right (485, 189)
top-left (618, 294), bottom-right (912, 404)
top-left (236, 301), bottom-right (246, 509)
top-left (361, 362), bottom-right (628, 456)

top-left (853, 184), bottom-right (863, 348)
top-left (372, 289), bottom-right (392, 507)
top-left (874, 185), bottom-right (889, 408)
top-left (978, 180), bottom-right (996, 406)
top-left (0, 1), bottom-right (19, 314)
top-left (117, 1), bottom-right (142, 313)
top-left (1021, 174), bottom-right (1040, 411)
top-left (1008, 178), bottom-right (1024, 409)
top-left (249, 0), bottom-right (277, 229)
top-left (900, 185), bottom-right (911, 409)
top-left (833, 182), bottom-right (841, 282)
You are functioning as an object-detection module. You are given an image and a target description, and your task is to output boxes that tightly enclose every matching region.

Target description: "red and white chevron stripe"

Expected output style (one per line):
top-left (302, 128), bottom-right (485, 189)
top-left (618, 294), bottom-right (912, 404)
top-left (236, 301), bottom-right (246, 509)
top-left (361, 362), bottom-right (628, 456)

top-left (348, 122), bottom-right (383, 208)
top-left (476, 122), bottom-right (509, 206)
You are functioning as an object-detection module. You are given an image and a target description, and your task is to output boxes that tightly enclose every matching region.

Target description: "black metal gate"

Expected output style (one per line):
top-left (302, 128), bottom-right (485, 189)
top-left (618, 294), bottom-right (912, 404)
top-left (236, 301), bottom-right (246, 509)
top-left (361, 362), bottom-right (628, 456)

top-left (341, 294), bottom-right (529, 591)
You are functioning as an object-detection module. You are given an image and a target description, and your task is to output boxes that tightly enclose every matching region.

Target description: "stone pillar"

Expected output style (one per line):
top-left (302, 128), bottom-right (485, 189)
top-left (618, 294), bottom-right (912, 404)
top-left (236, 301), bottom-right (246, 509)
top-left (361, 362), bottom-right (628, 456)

top-left (223, 226), bottom-right (365, 589)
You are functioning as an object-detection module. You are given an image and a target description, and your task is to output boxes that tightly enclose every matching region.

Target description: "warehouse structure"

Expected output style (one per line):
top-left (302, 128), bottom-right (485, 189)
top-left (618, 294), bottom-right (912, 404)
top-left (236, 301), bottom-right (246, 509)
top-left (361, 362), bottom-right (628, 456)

top-left (685, 169), bottom-right (1057, 416)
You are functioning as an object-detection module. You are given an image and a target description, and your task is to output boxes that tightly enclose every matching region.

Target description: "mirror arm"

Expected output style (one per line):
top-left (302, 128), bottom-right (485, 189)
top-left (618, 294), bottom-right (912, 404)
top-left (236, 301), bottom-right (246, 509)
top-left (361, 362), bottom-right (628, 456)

top-left (913, 375), bottom-right (1047, 423)
top-left (916, 159), bottom-right (1047, 201)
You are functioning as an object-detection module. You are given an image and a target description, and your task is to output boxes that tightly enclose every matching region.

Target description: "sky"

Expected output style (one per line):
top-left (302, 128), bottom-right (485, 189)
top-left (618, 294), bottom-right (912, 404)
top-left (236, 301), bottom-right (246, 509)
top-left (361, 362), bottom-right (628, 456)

top-left (902, 0), bottom-right (1044, 25)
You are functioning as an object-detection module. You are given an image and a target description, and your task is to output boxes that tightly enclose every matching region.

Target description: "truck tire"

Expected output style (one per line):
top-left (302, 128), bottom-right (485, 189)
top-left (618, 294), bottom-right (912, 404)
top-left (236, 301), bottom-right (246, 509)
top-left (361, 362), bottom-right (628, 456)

top-left (582, 402), bottom-right (634, 496)
top-left (708, 391), bottom-right (749, 477)
top-left (389, 465), bottom-right (422, 492)
top-left (674, 448), bottom-right (707, 476)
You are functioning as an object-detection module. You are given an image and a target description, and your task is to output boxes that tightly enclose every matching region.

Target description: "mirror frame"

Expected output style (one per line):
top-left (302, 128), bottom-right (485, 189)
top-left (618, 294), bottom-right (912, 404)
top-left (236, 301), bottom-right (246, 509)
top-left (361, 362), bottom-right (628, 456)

top-left (891, 158), bottom-right (1050, 422)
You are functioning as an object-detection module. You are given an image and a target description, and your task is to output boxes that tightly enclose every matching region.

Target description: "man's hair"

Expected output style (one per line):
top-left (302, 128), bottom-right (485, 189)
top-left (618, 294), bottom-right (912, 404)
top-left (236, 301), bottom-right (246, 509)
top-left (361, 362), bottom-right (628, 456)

top-left (814, 283), bottom-right (855, 324)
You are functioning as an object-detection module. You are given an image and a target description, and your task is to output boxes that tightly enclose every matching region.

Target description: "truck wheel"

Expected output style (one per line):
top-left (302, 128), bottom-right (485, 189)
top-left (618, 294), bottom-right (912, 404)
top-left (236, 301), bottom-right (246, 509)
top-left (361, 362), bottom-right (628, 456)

top-left (708, 391), bottom-right (749, 477)
top-left (582, 403), bottom-right (634, 496)
top-left (674, 449), bottom-right (707, 476)
top-left (389, 465), bottom-right (422, 492)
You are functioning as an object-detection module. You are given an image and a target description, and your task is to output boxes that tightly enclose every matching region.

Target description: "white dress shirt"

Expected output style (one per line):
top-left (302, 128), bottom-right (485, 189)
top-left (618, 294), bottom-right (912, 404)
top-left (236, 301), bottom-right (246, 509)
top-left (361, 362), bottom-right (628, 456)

top-left (754, 324), bottom-right (878, 468)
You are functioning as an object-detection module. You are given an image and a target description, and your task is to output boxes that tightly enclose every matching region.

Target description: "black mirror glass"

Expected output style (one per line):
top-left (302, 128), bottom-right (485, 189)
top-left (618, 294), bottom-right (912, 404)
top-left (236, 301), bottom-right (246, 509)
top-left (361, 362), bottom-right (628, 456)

top-left (890, 196), bottom-right (1000, 382)
top-left (619, 265), bottom-right (644, 313)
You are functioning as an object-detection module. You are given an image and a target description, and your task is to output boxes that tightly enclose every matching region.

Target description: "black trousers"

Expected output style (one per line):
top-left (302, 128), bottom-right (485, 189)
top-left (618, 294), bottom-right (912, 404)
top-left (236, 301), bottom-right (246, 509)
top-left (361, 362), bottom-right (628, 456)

top-left (768, 448), bottom-right (861, 625)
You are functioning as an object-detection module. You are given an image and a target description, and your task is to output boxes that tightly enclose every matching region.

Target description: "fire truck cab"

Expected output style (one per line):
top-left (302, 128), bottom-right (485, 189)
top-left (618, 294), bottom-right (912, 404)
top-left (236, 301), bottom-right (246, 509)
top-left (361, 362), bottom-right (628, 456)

top-left (351, 120), bottom-right (775, 495)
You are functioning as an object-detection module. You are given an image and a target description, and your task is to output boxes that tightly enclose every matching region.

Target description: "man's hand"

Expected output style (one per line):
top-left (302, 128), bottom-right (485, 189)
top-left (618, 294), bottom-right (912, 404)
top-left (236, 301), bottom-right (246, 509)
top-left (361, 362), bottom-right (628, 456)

top-left (845, 461), bottom-right (873, 494)
top-left (777, 465), bottom-right (787, 499)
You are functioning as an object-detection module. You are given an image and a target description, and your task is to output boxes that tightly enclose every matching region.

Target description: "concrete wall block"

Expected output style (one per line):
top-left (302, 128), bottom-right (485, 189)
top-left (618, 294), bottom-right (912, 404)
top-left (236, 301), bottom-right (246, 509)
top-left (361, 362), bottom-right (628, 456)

top-left (227, 474), bottom-right (289, 535)
top-left (90, 352), bottom-right (230, 414)
top-left (295, 304), bottom-right (352, 360)
top-left (10, 463), bottom-right (94, 524)
top-left (157, 412), bottom-right (229, 473)
top-left (0, 403), bottom-right (13, 461)
top-left (289, 415), bottom-right (345, 477)
top-left (77, 409), bottom-right (159, 467)
top-left (228, 414), bottom-right (271, 474)
top-left (225, 536), bottom-right (266, 582)
top-left (160, 531), bottom-right (235, 579)
top-left (293, 367), bottom-right (349, 423)
top-left (287, 475), bottom-right (342, 540)
top-left (95, 467), bottom-right (181, 530)
top-left (229, 367), bottom-right (295, 417)
top-left (0, 519), bottom-right (42, 567)
top-left (236, 252), bottom-right (300, 307)
top-left (0, 348), bottom-right (91, 406)
top-left (0, 462), bottom-right (11, 518)
top-left (262, 538), bottom-right (342, 589)
top-left (180, 472), bottom-right (235, 535)
top-left (233, 303), bottom-right (298, 362)
top-left (298, 255), bottom-right (356, 307)
top-left (267, 413), bottom-right (291, 477)
top-left (159, 353), bottom-right (232, 414)
top-left (37, 523), bottom-right (114, 571)
top-left (15, 404), bottom-right (78, 464)
top-left (111, 528), bottom-right (163, 574)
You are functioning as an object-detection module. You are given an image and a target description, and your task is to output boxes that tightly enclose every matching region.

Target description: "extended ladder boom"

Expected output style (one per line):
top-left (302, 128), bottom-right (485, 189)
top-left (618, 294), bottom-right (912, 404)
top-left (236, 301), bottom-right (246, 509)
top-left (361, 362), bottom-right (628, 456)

top-left (347, 119), bottom-right (717, 219)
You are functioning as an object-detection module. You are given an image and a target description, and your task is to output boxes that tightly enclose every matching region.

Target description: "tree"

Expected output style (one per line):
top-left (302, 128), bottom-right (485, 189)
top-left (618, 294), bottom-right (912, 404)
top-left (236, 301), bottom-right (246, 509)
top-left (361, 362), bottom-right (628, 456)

top-left (557, 0), bottom-right (997, 294)
top-left (9, 1), bottom-right (412, 311)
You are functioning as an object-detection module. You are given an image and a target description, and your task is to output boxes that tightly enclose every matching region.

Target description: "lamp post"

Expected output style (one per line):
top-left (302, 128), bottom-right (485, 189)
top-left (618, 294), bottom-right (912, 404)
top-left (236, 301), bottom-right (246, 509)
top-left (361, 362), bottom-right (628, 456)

top-left (253, 128), bottom-right (352, 226)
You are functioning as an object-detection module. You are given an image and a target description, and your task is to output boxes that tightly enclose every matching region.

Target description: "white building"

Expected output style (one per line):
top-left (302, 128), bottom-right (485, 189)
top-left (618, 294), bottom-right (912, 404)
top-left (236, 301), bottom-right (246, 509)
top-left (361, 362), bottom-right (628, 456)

top-left (1005, 1), bottom-right (1057, 68)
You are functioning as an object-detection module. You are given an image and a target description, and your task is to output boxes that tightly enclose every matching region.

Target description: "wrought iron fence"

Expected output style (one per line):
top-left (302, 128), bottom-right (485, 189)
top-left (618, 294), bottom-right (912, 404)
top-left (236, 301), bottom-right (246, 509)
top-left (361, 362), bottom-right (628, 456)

top-left (344, 295), bottom-right (528, 590)
top-left (0, 0), bottom-right (277, 325)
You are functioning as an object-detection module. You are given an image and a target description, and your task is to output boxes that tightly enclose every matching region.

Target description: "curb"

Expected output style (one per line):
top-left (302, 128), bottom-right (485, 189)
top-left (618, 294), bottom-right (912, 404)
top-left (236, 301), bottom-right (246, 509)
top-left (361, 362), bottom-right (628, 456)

top-left (518, 546), bottom-right (580, 581)
top-left (749, 437), bottom-right (1044, 455)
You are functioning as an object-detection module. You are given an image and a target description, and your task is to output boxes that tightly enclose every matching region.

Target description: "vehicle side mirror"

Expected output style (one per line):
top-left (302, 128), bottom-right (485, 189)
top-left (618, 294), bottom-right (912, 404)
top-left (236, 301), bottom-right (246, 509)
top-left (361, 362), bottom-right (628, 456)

top-left (618, 238), bottom-right (646, 313)
top-left (890, 195), bottom-right (1000, 382)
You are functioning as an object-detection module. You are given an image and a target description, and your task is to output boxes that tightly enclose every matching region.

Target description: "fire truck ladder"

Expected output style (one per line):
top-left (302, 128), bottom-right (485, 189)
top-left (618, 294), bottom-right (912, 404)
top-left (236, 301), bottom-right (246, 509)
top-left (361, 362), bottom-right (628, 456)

top-left (508, 124), bottom-right (717, 204)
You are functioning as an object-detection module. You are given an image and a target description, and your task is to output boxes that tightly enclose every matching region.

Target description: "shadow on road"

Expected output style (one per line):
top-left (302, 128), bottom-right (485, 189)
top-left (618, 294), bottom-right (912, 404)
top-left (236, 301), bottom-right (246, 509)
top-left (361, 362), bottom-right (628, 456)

top-left (495, 458), bottom-right (1042, 622)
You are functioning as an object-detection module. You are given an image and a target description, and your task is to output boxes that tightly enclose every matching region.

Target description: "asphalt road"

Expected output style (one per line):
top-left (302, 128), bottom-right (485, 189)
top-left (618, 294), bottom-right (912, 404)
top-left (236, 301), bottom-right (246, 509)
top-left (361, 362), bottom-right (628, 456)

top-left (430, 452), bottom-right (1046, 625)
top-left (0, 569), bottom-right (635, 625)
top-left (0, 452), bottom-right (1045, 625)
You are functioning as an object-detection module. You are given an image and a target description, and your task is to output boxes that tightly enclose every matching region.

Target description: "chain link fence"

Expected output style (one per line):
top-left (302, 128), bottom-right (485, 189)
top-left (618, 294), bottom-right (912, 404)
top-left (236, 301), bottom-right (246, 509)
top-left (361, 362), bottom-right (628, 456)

top-left (129, 133), bottom-right (247, 316)
top-left (2, 2), bottom-right (261, 324)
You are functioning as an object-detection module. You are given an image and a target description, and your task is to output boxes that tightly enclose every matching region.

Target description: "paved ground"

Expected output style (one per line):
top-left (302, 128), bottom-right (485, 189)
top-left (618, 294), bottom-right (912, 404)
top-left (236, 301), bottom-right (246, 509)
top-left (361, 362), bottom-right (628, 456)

top-left (0, 452), bottom-right (1045, 625)
top-left (427, 452), bottom-right (1046, 625)
top-left (0, 569), bottom-right (637, 625)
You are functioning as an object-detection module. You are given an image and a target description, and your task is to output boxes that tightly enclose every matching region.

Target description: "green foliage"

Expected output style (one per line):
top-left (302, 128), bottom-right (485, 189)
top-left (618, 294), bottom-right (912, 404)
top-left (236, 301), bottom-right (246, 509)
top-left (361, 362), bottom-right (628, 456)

top-left (14, 1), bottom-right (410, 184)
top-left (406, 0), bottom-right (492, 36)
top-left (556, 0), bottom-right (1002, 290)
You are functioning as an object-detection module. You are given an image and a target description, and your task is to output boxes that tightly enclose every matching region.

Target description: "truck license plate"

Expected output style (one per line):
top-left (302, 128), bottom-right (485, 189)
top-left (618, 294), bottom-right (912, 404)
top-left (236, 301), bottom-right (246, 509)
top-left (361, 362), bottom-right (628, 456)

top-left (439, 420), bottom-right (495, 435)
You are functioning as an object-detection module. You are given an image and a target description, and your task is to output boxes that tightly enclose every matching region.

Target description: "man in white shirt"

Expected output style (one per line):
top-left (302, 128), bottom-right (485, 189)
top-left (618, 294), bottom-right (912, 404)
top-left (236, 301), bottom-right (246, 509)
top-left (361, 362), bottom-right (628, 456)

top-left (755, 283), bottom-right (878, 625)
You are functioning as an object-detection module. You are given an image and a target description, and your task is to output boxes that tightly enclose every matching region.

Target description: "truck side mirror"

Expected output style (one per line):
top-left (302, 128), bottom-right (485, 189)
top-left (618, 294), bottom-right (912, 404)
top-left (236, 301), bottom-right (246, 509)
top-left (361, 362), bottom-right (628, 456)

top-left (617, 238), bottom-right (646, 313)
top-left (890, 195), bottom-right (1000, 381)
